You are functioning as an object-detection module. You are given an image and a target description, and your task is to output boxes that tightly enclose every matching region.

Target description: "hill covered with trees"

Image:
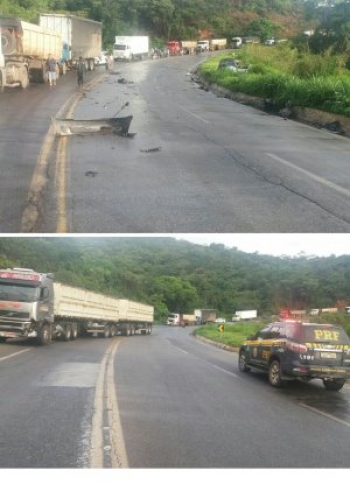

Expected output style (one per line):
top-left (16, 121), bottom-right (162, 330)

top-left (0, 0), bottom-right (306, 47)
top-left (0, 237), bottom-right (348, 321)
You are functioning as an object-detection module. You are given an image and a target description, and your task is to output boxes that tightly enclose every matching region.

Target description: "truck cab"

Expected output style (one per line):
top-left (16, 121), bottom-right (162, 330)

top-left (196, 40), bottom-right (210, 52)
top-left (0, 268), bottom-right (54, 343)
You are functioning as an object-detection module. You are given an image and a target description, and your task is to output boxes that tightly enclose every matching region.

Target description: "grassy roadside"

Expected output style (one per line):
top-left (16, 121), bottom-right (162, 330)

top-left (194, 322), bottom-right (264, 349)
top-left (199, 44), bottom-right (350, 117)
top-left (194, 316), bottom-right (350, 349)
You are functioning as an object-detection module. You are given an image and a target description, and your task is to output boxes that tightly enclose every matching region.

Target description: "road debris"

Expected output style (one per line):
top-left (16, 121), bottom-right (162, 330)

top-left (140, 147), bottom-right (162, 153)
top-left (51, 115), bottom-right (133, 137)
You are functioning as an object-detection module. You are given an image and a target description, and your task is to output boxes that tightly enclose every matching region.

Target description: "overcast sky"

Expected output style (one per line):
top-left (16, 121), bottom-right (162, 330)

top-left (175, 234), bottom-right (350, 257)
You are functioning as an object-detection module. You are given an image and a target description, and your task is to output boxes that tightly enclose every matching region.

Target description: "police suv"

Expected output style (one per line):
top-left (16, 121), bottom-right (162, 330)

top-left (239, 320), bottom-right (350, 391)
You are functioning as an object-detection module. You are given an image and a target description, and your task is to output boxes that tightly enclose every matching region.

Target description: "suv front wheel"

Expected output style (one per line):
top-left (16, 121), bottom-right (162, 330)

top-left (268, 359), bottom-right (284, 388)
top-left (323, 379), bottom-right (345, 391)
top-left (238, 351), bottom-right (251, 372)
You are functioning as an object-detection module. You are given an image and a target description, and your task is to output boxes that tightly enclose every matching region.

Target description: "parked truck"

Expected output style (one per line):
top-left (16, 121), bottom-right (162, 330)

top-left (39, 14), bottom-right (102, 71)
top-left (113, 36), bottom-right (149, 61)
top-left (234, 310), bottom-right (258, 321)
top-left (194, 309), bottom-right (217, 325)
top-left (167, 313), bottom-right (196, 326)
top-left (0, 268), bottom-right (153, 345)
top-left (0, 19), bottom-right (62, 90)
top-left (210, 39), bottom-right (227, 51)
top-left (167, 40), bottom-right (183, 56)
top-left (181, 41), bottom-right (197, 54)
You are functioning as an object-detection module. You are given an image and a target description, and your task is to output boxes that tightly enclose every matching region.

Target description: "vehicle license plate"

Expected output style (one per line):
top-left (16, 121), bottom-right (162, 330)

top-left (320, 352), bottom-right (337, 359)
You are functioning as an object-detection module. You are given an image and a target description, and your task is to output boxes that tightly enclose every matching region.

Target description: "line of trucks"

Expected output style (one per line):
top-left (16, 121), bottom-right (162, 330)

top-left (0, 268), bottom-right (153, 345)
top-left (0, 14), bottom-right (102, 90)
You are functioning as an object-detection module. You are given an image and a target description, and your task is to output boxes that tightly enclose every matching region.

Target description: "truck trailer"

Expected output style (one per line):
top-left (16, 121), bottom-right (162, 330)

top-left (194, 309), bottom-right (217, 325)
top-left (0, 19), bottom-right (62, 89)
top-left (39, 14), bottom-right (102, 71)
top-left (0, 268), bottom-right (153, 345)
top-left (113, 36), bottom-right (149, 61)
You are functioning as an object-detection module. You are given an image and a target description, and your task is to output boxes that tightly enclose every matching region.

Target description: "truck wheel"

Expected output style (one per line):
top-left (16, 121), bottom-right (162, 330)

top-left (71, 323), bottom-right (78, 340)
top-left (37, 324), bottom-right (52, 346)
top-left (20, 67), bottom-right (29, 89)
top-left (103, 325), bottom-right (111, 338)
top-left (268, 359), bottom-right (284, 388)
top-left (62, 324), bottom-right (72, 341)
top-left (323, 379), bottom-right (345, 391)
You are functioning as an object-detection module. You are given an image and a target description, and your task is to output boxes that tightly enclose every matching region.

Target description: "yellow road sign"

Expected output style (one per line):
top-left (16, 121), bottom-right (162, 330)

top-left (218, 324), bottom-right (225, 332)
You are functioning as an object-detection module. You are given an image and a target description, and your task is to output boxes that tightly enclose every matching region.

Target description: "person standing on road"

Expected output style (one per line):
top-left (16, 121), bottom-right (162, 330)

top-left (46, 54), bottom-right (57, 87)
top-left (77, 56), bottom-right (86, 90)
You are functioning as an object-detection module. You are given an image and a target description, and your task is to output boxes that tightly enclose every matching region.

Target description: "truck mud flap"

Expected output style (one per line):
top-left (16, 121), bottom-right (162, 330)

top-left (51, 115), bottom-right (133, 137)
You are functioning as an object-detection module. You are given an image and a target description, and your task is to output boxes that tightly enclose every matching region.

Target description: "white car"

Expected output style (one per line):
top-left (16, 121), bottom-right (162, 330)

top-left (94, 51), bottom-right (108, 65)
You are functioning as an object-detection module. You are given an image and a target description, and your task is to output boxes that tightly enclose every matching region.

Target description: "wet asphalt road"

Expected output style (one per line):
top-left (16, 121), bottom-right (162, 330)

top-left (1, 55), bottom-right (350, 233)
top-left (1, 326), bottom-right (350, 468)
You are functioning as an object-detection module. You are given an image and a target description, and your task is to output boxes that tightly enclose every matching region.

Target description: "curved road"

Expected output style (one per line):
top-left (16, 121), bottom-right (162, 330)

top-left (0, 55), bottom-right (350, 232)
top-left (1, 326), bottom-right (350, 468)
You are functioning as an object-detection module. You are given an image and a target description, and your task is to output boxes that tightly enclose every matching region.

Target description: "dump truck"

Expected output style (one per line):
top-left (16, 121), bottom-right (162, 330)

top-left (0, 19), bottom-right (62, 89)
top-left (113, 36), bottom-right (149, 61)
top-left (181, 41), bottom-right (197, 54)
top-left (194, 309), bottom-right (217, 325)
top-left (39, 14), bottom-right (102, 71)
top-left (210, 39), bottom-right (227, 50)
top-left (167, 40), bottom-right (183, 56)
top-left (0, 268), bottom-right (153, 345)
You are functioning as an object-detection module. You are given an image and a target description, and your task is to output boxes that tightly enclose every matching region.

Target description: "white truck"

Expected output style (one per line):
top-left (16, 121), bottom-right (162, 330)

top-left (113, 36), bottom-right (149, 61)
top-left (39, 14), bottom-right (102, 71)
top-left (234, 310), bottom-right (258, 321)
top-left (0, 268), bottom-right (153, 345)
top-left (0, 18), bottom-right (62, 90)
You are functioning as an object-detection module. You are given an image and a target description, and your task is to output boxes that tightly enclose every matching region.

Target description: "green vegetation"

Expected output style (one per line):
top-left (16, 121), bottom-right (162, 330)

top-left (200, 43), bottom-right (350, 117)
top-left (195, 322), bottom-right (264, 348)
top-left (0, 237), bottom-right (349, 325)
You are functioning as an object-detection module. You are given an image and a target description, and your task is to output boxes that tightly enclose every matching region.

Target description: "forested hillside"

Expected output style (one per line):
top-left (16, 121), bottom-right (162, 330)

top-left (0, 0), bottom-right (305, 46)
top-left (0, 237), bottom-right (348, 321)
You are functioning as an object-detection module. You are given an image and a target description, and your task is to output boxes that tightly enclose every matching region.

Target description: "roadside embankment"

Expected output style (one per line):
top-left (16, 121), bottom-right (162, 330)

top-left (195, 75), bottom-right (350, 138)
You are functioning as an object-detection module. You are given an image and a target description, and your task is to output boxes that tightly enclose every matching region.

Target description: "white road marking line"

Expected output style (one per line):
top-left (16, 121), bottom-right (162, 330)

top-left (90, 339), bottom-right (129, 468)
top-left (267, 153), bottom-right (350, 198)
top-left (180, 106), bottom-right (210, 124)
top-left (0, 348), bottom-right (31, 362)
top-left (299, 402), bottom-right (350, 429)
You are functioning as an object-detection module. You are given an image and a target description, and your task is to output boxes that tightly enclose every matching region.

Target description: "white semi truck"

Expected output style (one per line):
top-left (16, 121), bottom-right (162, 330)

top-left (39, 14), bottom-right (102, 71)
top-left (113, 36), bottom-right (149, 61)
top-left (0, 18), bottom-right (62, 89)
top-left (0, 268), bottom-right (153, 345)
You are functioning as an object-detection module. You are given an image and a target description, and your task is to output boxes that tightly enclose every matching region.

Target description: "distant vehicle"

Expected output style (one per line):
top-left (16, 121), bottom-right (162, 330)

top-left (215, 317), bottom-right (226, 323)
top-left (345, 307), bottom-right (350, 314)
top-left (239, 320), bottom-right (350, 391)
top-left (94, 50), bottom-right (108, 65)
top-left (196, 40), bottom-right (210, 52)
top-left (113, 36), bottom-right (149, 61)
top-left (210, 39), bottom-right (227, 51)
top-left (181, 40), bottom-right (197, 54)
top-left (231, 37), bottom-right (242, 49)
top-left (265, 38), bottom-right (275, 46)
top-left (39, 14), bottom-right (102, 71)
top-left (167, 313), bottom-right (181, 325)
top-left (167, 40), bottom-right (183, 56)
top-left (194, 309), bottom-right (217, 325)
top-left (235, 310), bottom-right (258, 320)
top-left (218, 58), bottom-right (239, 71)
